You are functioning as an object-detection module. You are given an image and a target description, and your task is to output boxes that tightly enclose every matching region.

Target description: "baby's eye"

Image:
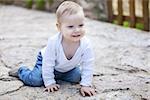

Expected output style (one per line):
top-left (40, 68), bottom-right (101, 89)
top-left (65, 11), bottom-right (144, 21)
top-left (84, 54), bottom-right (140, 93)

top-left (79, 24), bottom-right (84, 27)
top-left (67, 25), bottom-right (74, 28)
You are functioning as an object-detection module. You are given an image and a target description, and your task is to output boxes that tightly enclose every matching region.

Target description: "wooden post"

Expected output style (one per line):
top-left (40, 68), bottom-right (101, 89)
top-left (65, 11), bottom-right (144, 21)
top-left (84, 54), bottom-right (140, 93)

top-left (142, 0), bottom-right (149, 31)
top-left (129, 0), bottom-right (135, 28)
top-left (118, 0), bottom-right (123, 25)
top-left (106, 0), bottom-right (149, 31)
top-left (107, 0), bottom-right (113, 22)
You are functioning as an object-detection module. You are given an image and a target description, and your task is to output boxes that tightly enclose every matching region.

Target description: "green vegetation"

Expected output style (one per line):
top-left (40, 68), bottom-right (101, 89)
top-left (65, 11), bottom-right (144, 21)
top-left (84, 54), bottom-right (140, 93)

top-left (113, 20), bottom-right (118, 24)
top-left (123, 21), bottom-right (130, 27)
top-left (48, 0), bottom-right (54, 5)
top-left (25, 0), bottom-right (33, 9)
top-left (113, 20), bottom-right (144, 30)
top-left (135, 23), bottom-right (144, 30)
top-left (35, 0), bottom-right (45, 10)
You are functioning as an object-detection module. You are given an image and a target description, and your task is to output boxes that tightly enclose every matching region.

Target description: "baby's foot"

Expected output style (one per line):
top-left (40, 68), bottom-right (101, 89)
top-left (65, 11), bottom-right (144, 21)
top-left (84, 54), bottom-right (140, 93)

top-left (8, 68), bottom-right (19, 78)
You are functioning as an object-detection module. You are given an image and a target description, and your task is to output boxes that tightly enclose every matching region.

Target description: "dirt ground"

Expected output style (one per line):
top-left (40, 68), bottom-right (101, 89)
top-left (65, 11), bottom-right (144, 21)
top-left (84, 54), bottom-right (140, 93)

top-left (0, 5), bottom-right (150, 100)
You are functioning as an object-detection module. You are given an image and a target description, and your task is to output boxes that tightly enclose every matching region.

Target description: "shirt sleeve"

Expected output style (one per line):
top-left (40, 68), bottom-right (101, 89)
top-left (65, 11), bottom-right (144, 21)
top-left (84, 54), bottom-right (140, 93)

top-left (42, 38), bottom-right (56, 87)
top-left (80, 40), bottom-right (94, 86)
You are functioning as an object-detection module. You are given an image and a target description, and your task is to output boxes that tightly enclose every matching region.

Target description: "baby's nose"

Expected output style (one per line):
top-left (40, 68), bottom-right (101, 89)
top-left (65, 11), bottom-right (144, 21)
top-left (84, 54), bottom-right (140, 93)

top-left (74, 27), bottom-right (80, 32)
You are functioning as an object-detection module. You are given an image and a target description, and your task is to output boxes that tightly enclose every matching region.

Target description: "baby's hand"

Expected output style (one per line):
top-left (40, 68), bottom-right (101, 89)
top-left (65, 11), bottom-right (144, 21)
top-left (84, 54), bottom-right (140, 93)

top-left (80, 86), bottom-right (96, 97)
top-left (44, 84), bottom-right (60, 92)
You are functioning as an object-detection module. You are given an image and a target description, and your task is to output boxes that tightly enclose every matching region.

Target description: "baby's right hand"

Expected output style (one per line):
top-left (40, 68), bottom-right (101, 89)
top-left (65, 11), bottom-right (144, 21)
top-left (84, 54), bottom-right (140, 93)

top-left (44, 84), bottom-right (60, 92)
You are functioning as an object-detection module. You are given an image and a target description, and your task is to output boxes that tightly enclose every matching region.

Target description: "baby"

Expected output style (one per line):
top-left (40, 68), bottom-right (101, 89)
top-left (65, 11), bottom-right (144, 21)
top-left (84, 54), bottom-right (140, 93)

top-left (9, 1), bottom-right (96, 96)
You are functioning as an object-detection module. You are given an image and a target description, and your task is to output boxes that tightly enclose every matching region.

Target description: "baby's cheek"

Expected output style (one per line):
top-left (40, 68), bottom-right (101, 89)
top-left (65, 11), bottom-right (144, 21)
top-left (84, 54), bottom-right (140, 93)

top-left (81, 29), bottom-right (86, 35)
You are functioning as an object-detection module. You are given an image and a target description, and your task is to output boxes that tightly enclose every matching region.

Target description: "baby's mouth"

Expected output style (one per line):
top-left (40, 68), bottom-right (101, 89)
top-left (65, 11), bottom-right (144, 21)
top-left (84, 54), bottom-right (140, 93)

top-left (72, 35), bottom-right (81, 37)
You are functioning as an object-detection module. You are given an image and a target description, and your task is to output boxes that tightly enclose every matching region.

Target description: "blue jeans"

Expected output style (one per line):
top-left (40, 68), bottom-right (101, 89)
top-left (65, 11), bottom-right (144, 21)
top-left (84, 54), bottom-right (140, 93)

top-left (18, 52), bottom-right (81, 87)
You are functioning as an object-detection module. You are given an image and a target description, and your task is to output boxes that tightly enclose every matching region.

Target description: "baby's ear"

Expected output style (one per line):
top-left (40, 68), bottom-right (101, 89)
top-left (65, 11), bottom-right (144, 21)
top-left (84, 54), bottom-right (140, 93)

top-left (56, 23), bottom-right (60, 31)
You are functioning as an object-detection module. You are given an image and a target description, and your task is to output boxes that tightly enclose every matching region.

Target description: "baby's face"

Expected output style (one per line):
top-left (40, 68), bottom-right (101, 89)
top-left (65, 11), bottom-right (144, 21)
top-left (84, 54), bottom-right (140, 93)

top-left (59, 12), bottom-right (85, 42)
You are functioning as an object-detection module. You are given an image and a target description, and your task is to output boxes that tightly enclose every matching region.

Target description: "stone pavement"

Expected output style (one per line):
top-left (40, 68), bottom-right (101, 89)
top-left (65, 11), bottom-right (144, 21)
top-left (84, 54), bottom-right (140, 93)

top-left (0, 5), bottom-right (150, 100)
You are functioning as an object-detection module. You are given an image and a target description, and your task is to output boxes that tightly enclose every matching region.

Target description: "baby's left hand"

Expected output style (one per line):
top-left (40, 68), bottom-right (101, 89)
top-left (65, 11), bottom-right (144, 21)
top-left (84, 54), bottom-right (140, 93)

top-left (80, 86), bottom-right (96, 97)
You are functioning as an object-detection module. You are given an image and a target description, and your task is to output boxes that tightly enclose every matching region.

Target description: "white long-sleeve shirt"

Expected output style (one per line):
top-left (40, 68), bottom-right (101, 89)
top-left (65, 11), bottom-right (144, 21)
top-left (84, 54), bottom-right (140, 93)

top-left (41, 33), bottom-right (94, 87)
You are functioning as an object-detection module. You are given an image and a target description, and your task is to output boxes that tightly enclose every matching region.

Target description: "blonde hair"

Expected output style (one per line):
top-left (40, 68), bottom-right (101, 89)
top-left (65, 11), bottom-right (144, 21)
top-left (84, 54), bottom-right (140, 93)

top-left (56, 1), bottom-right (84, 23)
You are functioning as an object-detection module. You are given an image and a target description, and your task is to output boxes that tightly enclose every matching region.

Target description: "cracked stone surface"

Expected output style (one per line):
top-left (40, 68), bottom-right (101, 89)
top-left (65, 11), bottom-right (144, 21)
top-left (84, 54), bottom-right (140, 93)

top-left (0, 5), bottom-right (150, 100)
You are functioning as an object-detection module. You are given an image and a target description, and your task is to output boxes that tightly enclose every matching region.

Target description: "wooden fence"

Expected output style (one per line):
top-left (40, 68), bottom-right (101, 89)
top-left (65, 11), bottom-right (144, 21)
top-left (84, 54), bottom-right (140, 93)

top-left (107, 0), bottom-right (149, 31)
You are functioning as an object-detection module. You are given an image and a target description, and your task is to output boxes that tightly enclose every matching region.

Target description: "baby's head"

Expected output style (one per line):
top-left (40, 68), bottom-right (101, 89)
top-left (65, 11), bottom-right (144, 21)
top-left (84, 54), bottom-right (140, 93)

top-left (56, 1), bottom-right (84, 24)
top-left (56, 1), bottom-right (85, 42)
